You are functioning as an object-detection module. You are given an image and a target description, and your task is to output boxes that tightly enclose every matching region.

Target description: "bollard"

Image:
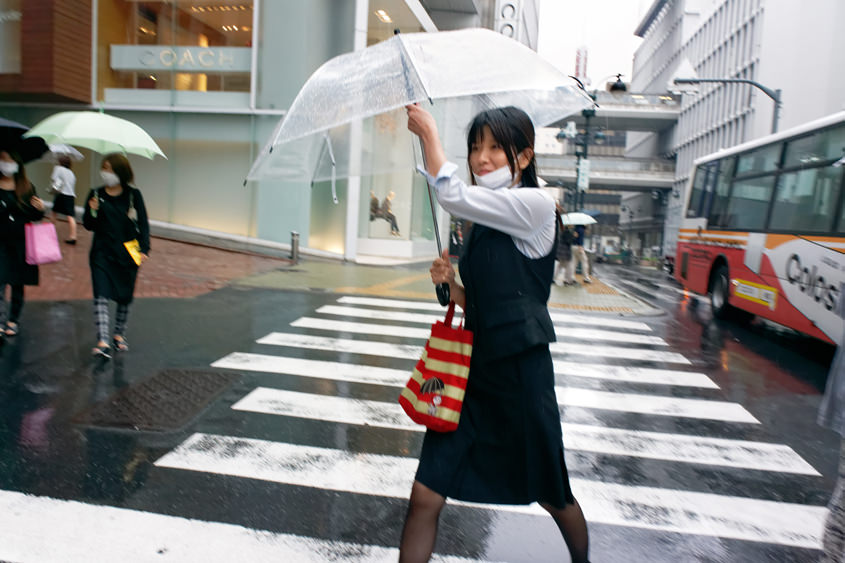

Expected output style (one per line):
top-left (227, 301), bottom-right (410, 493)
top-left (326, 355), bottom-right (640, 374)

top-left (290, 231), bottom-right (300, 263)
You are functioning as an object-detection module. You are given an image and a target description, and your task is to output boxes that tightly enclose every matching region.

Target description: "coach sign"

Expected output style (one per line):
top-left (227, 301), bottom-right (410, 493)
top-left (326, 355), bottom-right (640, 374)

top-left (110, 45), bottom-right (251, 73)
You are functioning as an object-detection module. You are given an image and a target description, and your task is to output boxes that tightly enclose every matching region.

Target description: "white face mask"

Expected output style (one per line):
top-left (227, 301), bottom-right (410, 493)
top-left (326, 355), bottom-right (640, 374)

top-left (473, 165), bottom-right (515, 189)
top-left (100, 170), bottom-right (120, 186)
top-left (0, 161), bottom-right (19, 177)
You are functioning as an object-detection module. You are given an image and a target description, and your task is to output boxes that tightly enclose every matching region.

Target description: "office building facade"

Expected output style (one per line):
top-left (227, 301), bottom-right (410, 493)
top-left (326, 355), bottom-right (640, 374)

top-left (629, 0), bottom-right (845, 263)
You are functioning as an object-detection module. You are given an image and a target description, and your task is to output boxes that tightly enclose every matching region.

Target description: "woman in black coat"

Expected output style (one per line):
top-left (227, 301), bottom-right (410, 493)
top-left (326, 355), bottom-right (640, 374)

top-left (0, 149), bottom-right (45, 338)
top-left (82, 153), bottom-right (150, 358)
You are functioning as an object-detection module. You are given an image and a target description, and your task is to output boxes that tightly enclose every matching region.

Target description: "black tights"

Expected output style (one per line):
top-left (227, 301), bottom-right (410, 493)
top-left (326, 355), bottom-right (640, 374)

top-left (0, 284), bottom-right (24, 325)
top-left (399, 480), bottom-right (590, 562)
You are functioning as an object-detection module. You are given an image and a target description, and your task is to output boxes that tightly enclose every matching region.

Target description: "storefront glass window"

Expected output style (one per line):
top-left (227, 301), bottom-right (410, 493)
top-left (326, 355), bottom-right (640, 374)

top-left (0, 0), bottom-right (22, 74)
top-left (97, 1), bottom-right (253, 107)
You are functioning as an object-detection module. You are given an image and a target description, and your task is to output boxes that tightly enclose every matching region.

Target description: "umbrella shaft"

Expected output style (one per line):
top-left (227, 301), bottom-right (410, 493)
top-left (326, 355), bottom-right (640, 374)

top-left (419, 138), bottom-right (443, 256)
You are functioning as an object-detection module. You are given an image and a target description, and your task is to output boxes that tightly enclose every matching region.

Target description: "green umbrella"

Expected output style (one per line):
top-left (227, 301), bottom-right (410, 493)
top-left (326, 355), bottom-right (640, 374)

top-left (23, 111), bottom-right (166, 160)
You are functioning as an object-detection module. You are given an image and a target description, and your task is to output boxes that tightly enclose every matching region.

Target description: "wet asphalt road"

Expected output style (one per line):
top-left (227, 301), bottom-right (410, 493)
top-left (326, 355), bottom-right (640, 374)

top-left (0, 263), bottom-right (840, 562)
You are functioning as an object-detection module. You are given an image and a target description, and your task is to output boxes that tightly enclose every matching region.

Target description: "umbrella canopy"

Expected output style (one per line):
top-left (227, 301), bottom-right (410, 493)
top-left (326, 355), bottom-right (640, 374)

top-left (23, 111), bottom-right (166, 160)
top-left (0, 117), bottom-right (29, 148)
top-left (0, 117), bottom-right (49, 163)
top-left (560, 212), bottom-right (598, 226)
top-left (247, 28), bottom-right (592, 183)
top-left (42, 143), bottom-right (85, 163)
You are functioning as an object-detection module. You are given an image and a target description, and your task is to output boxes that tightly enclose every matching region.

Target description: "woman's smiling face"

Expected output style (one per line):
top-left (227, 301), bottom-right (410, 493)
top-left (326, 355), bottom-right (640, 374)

top-left (469, 125), bottom-right (511, 178)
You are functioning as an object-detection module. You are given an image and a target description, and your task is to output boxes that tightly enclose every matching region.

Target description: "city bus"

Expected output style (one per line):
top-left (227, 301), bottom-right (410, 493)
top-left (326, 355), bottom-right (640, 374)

top-left (675, 110), bottom-right (845, 345)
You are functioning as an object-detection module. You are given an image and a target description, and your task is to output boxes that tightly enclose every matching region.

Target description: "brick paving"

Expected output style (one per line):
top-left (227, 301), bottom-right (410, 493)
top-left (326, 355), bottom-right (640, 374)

top-left (25, 220), bottom-right (292, 301)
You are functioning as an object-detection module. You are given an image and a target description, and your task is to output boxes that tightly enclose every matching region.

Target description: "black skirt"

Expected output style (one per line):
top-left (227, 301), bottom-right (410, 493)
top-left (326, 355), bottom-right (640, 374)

top-left (415, 344), bottom-right (575, 508)
top-left (52, 194), bottom-right (76, 217)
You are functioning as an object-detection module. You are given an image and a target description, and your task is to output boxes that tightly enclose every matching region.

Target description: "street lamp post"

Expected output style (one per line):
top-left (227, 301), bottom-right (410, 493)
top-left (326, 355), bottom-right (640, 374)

top-left (573, 107), bottom-right (594, 211)
top-left (673, 77), bottom-right (782, 134)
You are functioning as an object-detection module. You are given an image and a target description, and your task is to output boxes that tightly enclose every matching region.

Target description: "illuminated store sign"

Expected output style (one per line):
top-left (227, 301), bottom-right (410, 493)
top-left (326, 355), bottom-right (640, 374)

top-left (110, 45), bottom-right (251, 72)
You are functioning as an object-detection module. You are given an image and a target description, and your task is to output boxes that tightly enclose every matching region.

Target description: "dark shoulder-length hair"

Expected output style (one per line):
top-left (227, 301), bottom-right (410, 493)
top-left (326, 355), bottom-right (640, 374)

top-left (466, 106), bottom-right (538, 188)
top-left (1, 150), bottom-right (33, 204)
top-left (103, 153), bottom-right (134, 187)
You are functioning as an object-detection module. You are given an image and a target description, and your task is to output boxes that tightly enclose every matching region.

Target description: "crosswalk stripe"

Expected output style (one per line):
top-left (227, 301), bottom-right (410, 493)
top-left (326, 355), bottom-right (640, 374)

top-left (213, 353), bottom-right (751, 423)
top-left (292, 316), bottom-right (668, 346)
top-left (548, 341), bottom-right (689, 364)
top-left (338, 295), bottom-right (448, 311)
top-left (233, 387), bottom-right (816, 474)
top-left (0, 490), bottom-right (479, 563)
top-left (256, 332), bottom-right (690, 364)
top-left (552, 360), bottom-right (717, 388)
top-left (328, 301), bottom-right (654, 332)
top-left (211, 353), bottom-right (408, 387)
top-left (560, 387), bottom-right (759, 423)
top-left (213, 353), bottom-right (712, 390)
top-left (155, 433), bottom-right (826, 549)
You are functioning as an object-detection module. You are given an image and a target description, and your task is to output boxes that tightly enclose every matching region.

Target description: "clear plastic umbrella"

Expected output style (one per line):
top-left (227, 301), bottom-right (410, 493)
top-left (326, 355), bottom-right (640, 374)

top-left (247, 28), bottom-right (593, 186)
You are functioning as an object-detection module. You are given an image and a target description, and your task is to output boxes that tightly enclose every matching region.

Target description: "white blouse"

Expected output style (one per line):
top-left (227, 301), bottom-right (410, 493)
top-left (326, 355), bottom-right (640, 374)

top-left (419, 162), bottom-right (556, 259)
top-left (50, 166), bottom-right (76, 197)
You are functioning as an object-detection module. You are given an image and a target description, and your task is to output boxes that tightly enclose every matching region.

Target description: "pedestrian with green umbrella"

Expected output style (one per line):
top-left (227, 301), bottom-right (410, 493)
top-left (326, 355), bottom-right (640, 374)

top-left (83, 153), bottom-right (150, 358)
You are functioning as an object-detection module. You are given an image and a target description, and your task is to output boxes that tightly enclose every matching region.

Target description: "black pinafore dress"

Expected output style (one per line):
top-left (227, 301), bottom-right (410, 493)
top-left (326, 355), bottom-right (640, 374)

top-left (414, 224), bottom-right (575, 508)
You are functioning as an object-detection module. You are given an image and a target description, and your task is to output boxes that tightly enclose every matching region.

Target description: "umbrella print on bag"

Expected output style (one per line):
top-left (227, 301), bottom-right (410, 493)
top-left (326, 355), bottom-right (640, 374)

top-left (23, 111), bottom-right (166, 160)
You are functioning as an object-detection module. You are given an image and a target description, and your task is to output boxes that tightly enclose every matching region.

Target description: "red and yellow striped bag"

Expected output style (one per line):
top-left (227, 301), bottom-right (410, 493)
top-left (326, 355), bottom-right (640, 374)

top-left (399, 301), bottom-right (473, 432)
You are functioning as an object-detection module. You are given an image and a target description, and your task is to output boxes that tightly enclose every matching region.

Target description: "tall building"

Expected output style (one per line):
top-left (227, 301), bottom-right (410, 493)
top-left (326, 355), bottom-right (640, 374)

top-left (0, 0), bottom-right (538, 262)
top-left (628, 0), bottom-right (845, 264)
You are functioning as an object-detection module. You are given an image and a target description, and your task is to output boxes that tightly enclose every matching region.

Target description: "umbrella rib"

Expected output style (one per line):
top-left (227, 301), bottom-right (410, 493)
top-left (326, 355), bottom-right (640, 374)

top-left (395, 35), bottom-right (433, 104)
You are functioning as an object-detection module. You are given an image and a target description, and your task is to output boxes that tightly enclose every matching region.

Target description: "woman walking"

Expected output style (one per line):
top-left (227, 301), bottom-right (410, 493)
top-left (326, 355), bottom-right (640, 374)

top-left (82, 153), bottom-right (150, 358)
top-left (0, 149), bottom-right (45, 338)
top-left (50, 155), bottom-right (78, 244)
top-left (402, 104), bottom-right (590, 563)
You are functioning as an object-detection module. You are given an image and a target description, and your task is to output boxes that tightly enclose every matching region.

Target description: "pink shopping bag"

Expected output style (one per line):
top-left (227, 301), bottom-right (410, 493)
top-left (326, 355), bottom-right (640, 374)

top-left (25, 222), bottom-right (62, 265)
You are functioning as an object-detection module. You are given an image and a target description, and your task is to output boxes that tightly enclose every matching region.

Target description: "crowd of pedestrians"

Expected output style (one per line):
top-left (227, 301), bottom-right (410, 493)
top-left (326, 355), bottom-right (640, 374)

top-left (0, 140), bottom-right (149, 360)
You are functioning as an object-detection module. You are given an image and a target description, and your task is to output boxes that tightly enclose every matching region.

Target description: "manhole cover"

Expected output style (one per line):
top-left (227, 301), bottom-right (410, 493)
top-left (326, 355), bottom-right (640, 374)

top-left (73, 369), bottom-right (239, 432)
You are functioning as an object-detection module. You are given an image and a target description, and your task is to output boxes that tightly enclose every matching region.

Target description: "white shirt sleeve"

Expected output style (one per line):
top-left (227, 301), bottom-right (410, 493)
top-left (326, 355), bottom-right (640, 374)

top-left (419, 162), bottom-right (556, 259)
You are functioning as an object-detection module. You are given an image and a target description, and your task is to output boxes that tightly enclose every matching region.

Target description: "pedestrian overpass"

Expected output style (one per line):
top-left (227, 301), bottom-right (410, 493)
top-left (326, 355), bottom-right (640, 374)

top-left (538, 91), bottom-right (680, 192)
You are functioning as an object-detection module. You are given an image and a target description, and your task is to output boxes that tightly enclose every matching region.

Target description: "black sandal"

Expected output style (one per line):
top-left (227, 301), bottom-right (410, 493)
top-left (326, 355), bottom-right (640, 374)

top-left (112, 336), bottom-right (129, 352)
top-left (4, 322), bottom-right (18, 337)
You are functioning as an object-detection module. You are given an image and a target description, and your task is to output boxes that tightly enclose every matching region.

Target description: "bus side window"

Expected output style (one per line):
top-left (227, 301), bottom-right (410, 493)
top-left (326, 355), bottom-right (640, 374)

top-left (770, 167), bottom-right (841, 233)
top-left (686, 165), bottom-right (709, 218)
top-left (707, 158), bottom-right (735, 228)
top-left (723, 175), bottom-right (776, 230)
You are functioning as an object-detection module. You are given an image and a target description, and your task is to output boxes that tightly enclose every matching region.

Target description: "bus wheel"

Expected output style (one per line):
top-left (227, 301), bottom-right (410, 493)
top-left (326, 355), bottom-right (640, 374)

top-left (710, 265), bottom-right (732, 319)
top-left (710, 265), bottom-right (754, 322)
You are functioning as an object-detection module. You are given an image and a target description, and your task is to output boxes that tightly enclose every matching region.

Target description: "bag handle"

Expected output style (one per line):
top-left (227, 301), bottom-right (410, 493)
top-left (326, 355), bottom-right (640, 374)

top-left (444, 300), bottom-right (455, 327)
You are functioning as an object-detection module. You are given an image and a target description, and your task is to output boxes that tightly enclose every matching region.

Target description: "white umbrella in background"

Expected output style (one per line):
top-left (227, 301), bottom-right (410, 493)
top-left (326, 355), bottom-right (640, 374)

top-left (560, 212), bottom-right (598, 226)
top-left (44, 143), bottom-right (84, 162)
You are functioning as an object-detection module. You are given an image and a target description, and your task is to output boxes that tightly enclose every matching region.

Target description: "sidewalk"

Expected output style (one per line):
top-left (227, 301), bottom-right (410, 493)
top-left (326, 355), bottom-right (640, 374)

top-left (27, 222), bottom-right (657, 315)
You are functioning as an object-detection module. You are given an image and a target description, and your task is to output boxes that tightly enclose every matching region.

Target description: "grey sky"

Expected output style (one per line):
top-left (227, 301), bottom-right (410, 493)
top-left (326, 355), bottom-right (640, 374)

top-left (537, 0), bottom-right (652, 89)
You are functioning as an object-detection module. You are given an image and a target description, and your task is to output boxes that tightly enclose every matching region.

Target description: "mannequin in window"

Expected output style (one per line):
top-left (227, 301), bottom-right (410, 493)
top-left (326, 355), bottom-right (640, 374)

top-left (381, 191), bottom-right (400, 236)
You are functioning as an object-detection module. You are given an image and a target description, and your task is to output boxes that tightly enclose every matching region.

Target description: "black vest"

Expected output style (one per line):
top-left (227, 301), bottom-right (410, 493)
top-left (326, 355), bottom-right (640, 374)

top-left (458, 224), bottom-right (557, 362)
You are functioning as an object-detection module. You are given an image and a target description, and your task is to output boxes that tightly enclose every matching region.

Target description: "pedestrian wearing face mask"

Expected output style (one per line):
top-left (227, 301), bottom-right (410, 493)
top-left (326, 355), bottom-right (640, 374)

top-left (82, 153), bottom-right (150, 359)
top-left (402, 104), bottom-right (590, 563)
top-left (0, 150), bottom-right (45, 338)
